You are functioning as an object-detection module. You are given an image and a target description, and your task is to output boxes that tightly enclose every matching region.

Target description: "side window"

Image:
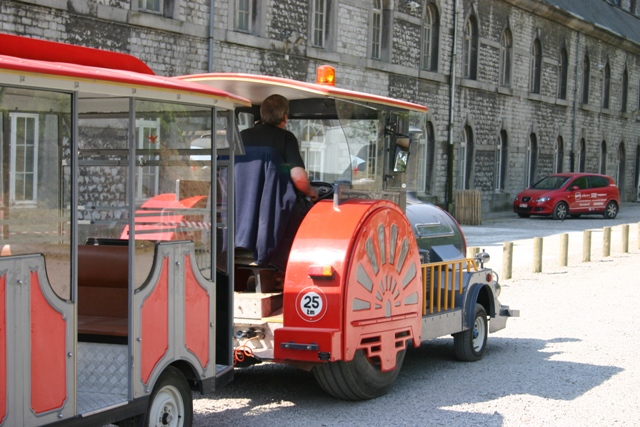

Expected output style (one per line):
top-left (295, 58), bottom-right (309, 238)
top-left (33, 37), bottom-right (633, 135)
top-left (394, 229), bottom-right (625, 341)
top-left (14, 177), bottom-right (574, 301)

top-left (570, 177), bottom-right (587, 190)
top-left (589, 176), bottom-right (609, 188)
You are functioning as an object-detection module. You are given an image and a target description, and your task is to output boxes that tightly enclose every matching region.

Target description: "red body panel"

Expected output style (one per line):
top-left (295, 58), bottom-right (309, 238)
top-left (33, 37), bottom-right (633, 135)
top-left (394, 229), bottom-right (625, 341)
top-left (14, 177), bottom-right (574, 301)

top-left (30, 271), bottom-right (66, 414)
top-left (275, 200), bottom-right (422, 369)
top-left (141, 258), bottom-right (170, 385)
top-left (184, 255), bottom-right (209, 368)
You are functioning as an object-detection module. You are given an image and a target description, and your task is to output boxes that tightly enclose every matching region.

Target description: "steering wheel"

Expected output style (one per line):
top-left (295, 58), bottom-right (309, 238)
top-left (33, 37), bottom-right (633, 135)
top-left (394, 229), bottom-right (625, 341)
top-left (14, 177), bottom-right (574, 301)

top-left (311, 181), bottom-right (334, 201)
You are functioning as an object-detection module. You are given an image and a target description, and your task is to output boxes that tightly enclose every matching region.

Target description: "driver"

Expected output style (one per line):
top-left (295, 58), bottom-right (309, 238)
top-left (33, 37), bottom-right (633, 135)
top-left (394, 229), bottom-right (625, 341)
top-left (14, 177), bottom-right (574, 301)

top-left (240, 94), bottom-right (319, 202)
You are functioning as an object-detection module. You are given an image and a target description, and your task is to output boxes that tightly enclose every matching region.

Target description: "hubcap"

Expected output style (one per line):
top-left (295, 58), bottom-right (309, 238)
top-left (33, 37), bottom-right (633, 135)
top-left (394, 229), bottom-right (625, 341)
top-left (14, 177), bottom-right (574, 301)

top-left (150, 385), bottom-right (184, 427)
top-left (472, 316), bottom-right (486, 352)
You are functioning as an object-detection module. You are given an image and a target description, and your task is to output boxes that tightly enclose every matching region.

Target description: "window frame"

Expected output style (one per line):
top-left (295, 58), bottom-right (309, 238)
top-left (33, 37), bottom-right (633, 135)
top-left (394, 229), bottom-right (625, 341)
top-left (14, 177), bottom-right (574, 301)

top-left (9, 112), bottom-right (39, 205)
top-left (462, 16), bottom-right (478, 80)
top-left (312, 0), bottom-right (327, 48)
top-left (499, 28), bottom-right (512, 87)
top-left (371, 0), bottom-right (383, 60)
top-left (235, 0), bottom-right (252, 33)
top-left (603, 62), bottom-right (611, 109)
top-left (530, 38), bottom-right (542, 94)
top-left (422, 3), bottom-right (440, 71)
top-left (495, 130), bottom-right (508, 191)
top-left (135, 118), bottom-right (161, 201)
top-left (557, 48), bottom-right (568, 99)
top-left (621, 68), bottom-right (629, 113)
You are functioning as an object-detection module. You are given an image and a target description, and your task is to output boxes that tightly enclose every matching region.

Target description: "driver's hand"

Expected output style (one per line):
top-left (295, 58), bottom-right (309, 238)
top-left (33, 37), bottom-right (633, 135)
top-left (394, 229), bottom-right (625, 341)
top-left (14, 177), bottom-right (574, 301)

top-left (308, 187), bottom-right (319, 202)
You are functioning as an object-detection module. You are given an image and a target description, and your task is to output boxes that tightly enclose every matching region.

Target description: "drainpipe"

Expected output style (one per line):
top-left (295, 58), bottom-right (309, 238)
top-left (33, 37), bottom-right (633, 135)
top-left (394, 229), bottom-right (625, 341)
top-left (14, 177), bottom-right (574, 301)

top-left (208, 0), bottom-right (215, 72)
top-left (446, 0), bottom-right (460, 208)
top-left (570, 32), bottom-right (581, 172)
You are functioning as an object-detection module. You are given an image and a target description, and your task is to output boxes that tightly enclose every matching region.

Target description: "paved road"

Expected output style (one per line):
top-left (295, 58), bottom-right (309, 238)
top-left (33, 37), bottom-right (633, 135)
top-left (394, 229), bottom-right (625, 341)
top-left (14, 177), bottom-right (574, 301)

top-left (192, 203), bottom-right (640, 426)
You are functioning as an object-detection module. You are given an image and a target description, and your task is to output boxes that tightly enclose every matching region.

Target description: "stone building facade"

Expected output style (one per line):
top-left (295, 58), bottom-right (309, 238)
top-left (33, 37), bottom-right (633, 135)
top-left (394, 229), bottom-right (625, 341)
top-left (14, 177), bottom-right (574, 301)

top-left (2, 0), bottom-right (639, 211)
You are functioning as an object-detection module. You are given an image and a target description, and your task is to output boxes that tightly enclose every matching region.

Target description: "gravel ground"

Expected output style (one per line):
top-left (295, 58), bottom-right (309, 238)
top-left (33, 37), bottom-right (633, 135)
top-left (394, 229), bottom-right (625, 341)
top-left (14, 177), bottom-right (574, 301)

top-left (192, 223), bottom-right (640, 426)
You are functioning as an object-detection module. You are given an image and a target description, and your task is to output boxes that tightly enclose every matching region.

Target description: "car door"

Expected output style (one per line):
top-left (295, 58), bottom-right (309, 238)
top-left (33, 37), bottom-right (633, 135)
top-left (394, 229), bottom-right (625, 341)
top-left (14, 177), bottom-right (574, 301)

top-left (567, 176), bottom-right (590, 213)
top-left (587, 175), bottom-right (610, 212)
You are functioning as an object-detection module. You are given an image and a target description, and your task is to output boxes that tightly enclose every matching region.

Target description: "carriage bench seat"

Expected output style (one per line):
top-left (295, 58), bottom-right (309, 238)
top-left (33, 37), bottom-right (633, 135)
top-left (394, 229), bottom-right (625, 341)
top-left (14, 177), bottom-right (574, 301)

top-left (77, 245), bottom-right (129, 338)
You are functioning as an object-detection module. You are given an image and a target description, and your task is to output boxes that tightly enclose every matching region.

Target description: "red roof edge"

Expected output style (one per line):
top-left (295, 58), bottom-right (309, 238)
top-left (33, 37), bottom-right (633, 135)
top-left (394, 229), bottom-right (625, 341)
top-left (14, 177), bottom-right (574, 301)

top-left (0, 33), bottom-right (155, 75)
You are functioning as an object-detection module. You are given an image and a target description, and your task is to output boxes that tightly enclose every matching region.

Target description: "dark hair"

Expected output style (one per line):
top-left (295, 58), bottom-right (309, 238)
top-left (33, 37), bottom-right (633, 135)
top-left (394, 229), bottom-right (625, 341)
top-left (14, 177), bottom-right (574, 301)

top-left (260, 94), bottom-right (289, 125)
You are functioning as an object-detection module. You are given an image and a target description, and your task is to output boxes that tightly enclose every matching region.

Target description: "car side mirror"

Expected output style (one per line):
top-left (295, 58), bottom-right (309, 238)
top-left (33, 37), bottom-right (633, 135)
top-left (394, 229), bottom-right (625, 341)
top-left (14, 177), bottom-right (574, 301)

top-left (570, 185), bottom-right (580, 191)
top-left (393, 137), bottom-right (410, 173)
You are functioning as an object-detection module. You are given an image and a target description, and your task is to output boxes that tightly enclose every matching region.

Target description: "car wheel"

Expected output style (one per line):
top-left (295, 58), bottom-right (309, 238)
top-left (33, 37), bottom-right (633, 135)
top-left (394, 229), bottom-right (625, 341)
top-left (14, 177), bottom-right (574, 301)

top-left (603, 201), bottom-right (618, 219)
top-left (517, 213), bottom-right (530, 218)
top-left (552, 202), bottom-right (568, 220)
top-left (453, 304), bottom-right (488, 362)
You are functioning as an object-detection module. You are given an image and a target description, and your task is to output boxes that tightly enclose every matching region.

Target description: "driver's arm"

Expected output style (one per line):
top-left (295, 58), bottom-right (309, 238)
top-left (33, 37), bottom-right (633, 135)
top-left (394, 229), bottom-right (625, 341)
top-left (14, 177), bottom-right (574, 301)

top-left (290, 166), bottom-right (319, 202)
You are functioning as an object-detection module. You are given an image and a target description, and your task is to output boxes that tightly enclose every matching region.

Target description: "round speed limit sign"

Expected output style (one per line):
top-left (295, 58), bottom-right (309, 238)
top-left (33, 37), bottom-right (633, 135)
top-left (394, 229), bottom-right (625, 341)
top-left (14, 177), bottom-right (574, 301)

top-left (295, 287), bottom-right (327, 322)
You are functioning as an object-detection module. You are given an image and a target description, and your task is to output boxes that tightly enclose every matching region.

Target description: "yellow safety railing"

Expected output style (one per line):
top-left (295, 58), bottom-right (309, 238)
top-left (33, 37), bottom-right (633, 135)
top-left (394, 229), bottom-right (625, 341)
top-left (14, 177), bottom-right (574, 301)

top-left (421, 258), bottom-right (478, 316)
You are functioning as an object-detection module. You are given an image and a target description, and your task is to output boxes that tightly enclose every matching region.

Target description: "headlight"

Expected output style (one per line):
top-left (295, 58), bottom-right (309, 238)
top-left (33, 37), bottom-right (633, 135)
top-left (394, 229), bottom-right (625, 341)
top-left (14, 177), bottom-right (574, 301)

top-left (535, 196), bottom-right (551, 202)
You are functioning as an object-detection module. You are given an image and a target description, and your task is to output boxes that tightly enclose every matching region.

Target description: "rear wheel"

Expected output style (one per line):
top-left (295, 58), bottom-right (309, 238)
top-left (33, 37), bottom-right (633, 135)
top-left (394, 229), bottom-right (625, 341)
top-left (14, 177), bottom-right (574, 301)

top-left (552, 202), bottom-right (568, 220)
top-left (145, 366), bottom-right (192, 427)
top-left (603, 201), bottom-right (618, 219)
top-left (453, 304), bottom-right (488, 362)
top-left (312, 348), bottom-right (406, 400)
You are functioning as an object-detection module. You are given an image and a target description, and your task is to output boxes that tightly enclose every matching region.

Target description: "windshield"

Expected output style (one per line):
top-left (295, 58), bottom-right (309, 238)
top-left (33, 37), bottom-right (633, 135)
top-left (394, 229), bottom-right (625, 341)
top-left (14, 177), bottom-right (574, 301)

top-left (531, 176), bottom-right (570, 190)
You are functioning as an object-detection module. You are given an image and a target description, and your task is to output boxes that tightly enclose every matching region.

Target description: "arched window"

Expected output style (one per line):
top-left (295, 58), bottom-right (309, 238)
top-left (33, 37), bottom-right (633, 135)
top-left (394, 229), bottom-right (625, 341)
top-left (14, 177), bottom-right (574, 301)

top-left (530, 38), bottom-right (542, 94)
top-left (499, 29), bottom-right (512, 87)
top-left (422, 3), bottom-right (440, 71)
top-left (371, 0), bottom-right (383, 59)
top-left (425, 122), bottom-right (435, 193)
top-left (582, 55), bottom-right (590, 104)
top-left (557, 48), bottom-right (568, 99)
top-left (578, 138), bottom-right (586, 172)
top-left (463, 16), bottom-right (478, 80)
top-left (603, 62), bottom-right (611, 109)
top-left (622, 68), bottom-right (629, 112)
top-left (495, 130), bottom-right (508, 190)
top-left (600, 140), bottom-right (607, 174)
top-left (460, 125), bottom-right (474, 189)
top-left (555, 136), bottom-right (564, 173)
top-left (617, 143), bottom-right (626, 196)
top-left (526, 133), bottom-right (538, 187)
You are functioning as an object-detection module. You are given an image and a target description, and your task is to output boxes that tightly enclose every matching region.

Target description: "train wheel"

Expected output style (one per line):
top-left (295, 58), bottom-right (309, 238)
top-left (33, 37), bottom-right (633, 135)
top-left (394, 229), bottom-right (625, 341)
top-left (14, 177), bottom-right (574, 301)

top-left (312, 348), bottom-right (406, 401)
top-left (453, 304), bottom-right (488, 362)
top-left (145, 366), bottom-right (192, 427)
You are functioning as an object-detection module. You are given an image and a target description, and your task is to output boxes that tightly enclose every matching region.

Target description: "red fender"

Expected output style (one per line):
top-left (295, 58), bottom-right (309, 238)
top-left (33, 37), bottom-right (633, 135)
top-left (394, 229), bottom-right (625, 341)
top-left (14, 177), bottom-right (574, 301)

top-left (274, 199), bottom-right (422, 371)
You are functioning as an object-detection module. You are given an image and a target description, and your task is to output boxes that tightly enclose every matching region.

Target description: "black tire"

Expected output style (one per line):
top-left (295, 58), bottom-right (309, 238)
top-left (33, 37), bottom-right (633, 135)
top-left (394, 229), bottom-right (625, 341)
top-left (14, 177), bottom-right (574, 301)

top-left (453, 304), bottom-right (488, 362)
top-left (517, 213), bottom-right (530, 218)
top-left (552, 202), bottom-right (568, 220)
top-left (144, 366), bottom-right (192, 427)
top-left (603, 201), bottom-right (618, 219)
top-left (312, 348), bottom-right (406, 400)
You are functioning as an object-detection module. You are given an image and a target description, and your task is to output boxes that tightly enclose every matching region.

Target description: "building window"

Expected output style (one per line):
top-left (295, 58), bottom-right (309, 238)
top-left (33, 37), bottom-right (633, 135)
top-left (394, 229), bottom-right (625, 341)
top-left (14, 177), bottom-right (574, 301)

top-left (312, 0), bottom-right (327, 48)
top-left (530, 38), bottom-right (542, 94)
top-left (9, 113), bottom-right (39, 204)
top-left (582, 55), bottom-right (590, 104)
top-left (555, 136), bottom-right (564, 173)
top-left (622, 68), bottom-right (629, 112)
top-left (526, 133), bottom-right (538, 187)
top-left (459, 125), bottom-right (474, 189)
top-left (603, 62), bottom-right (611, 109)
top-left (463, 16), bottom-right (478, 80)
top-left (578, 138), bottom-right (586, 172)
top-left (422, 3), bottom-right (439, 71)
top-left (136, 119), bottom-right (161, 200)
top-left (617, 143), bottom-right (626, 194)
top-left (558, 48), bottom-right (568, 99)
top-left (499, 29), bottom-right (512, 87)
top-left (235, 0), bottom-right (252, 33)
top-left (600, 140), bottom-right (607, 175)
top-left (495, 130), bottom-right (508, 190)
top-left (138, 0), bottom-right (161, 13)
top-left (371, 0), bottom-right (383, 59)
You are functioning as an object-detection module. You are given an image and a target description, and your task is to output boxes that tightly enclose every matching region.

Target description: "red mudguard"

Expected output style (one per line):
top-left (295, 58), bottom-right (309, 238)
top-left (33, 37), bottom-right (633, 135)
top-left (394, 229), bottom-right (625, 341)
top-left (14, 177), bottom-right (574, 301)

top-left (275, 199), bottom-right (423, 371)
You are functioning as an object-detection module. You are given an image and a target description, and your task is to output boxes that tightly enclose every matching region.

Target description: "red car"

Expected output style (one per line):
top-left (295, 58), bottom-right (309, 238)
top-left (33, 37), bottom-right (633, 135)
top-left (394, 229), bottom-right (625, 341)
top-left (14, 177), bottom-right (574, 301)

top-left (513, 173), bottom-right (620, 220)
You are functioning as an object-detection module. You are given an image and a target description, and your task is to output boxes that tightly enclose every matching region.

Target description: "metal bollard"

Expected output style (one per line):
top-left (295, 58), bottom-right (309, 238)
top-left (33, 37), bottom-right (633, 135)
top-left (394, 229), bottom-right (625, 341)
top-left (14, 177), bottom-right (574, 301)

top-left (582, 230), bottom-right (591, 262)
top-left (603, 226), bottom-right (611, 257)
top-left (622, 224), bottom-right (629, 253)
top-left (533, 237), bottom-right (543, 273)
top-left (503, 242), bottom-right (513, 280)
top-left (559, 233), bottom-right (568, 266)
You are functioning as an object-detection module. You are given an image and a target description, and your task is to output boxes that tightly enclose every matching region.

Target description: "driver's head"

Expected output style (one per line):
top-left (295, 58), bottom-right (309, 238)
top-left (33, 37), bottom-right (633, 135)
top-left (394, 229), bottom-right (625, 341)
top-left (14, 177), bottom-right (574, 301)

top-left (260, 94), bottom-right (289, 126)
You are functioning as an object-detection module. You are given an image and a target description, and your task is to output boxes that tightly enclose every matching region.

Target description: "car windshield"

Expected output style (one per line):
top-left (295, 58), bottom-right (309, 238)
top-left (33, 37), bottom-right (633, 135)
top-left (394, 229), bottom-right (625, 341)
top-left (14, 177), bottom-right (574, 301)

top-left (531, 176), bottom-right (571, 190)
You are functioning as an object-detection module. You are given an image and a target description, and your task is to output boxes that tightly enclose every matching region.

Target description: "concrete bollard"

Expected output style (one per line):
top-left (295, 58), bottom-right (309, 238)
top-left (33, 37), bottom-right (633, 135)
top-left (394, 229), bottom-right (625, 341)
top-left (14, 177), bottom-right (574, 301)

top-left (503, 242), bottom-right (513, 280)
top-left (637, 222), bottom-right (640, 250)
top-left (622, 224), bottom-right (629, 254)
top-left (559, 233), bottom-right (568, 266)
top-left (533, 237), bottom-right (543, 273)
top-left (603, 226), bottom-right (611, 257)
top-left (466, 246), bottom-right (480, 258)
top-left (583, 230), bottom-right (591, 262)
